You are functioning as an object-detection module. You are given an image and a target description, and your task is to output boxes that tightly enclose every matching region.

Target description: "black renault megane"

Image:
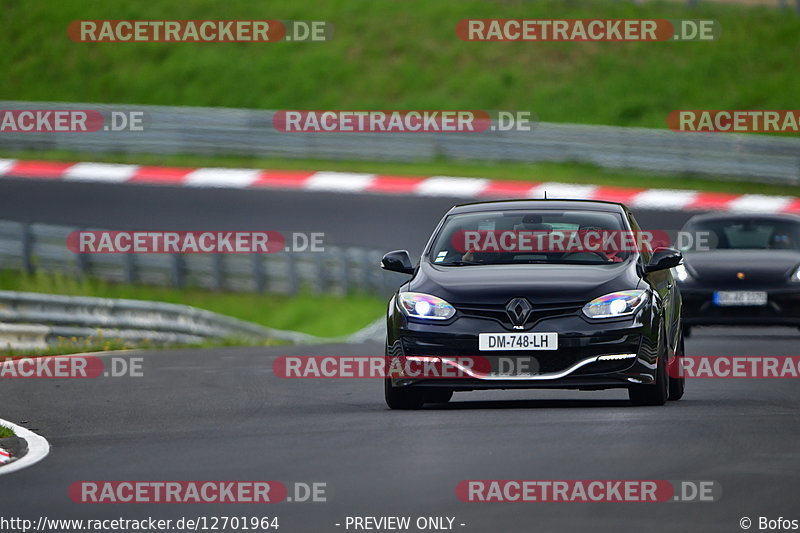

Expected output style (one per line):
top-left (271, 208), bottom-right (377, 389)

top-left (380, 199), bottom-right (684, 409)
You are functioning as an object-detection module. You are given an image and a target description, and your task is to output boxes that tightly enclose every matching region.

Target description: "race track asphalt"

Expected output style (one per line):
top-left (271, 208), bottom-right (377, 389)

top-left (1, 177), bottom-right (797, 532)
top-left (0, 178), bottom-right (696, 253)
top-left (1, 327), bottom-right (799, 532)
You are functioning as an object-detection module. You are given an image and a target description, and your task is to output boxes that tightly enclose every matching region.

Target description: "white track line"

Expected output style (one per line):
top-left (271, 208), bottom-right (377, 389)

top-left (0, 158), bottom-right (17, 175)
top-left (727, 194), bottom-right (794, 213)
top-left (531, 182), bottom-right (599, 199)
top-left (184, 168), bottom-right (261, 188)
top-left (0, 418), bottom-right (50, 476)
top-left (304, 171), bottom-right (375, 192)
top-left (64, 162), bottom-right (139, 183)
top-left (416, 176), bottom-right (489, 197)
top-left (631, 189), bottom-right (698, 210)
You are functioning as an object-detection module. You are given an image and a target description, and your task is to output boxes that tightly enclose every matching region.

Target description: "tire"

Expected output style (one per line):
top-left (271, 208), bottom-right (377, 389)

top-left (629, 327), bottom-right (669, 406)
top-left (384, 378), bottom-right (425, 410)
top-left (682, 325), bottom-right (692, 339)
top-left (424, 389), bottom-right (453, 404)
top-left (668, 333), bottom-right (686, 401)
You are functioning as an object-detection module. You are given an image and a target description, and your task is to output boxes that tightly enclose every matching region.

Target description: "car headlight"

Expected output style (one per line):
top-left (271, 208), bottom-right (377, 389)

top-left (397, 292), bottom-right (456, 320)
top-left (672, 264), bottom-right (690, 282)
top-left (582, 290), bottom-right (648, 319)
top-left (791, 266), bottom-right (800, 283)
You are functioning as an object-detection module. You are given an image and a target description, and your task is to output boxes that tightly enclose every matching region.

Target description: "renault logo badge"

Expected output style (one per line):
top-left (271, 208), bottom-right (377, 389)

top-left (506, 297), bottom-right (533, 327)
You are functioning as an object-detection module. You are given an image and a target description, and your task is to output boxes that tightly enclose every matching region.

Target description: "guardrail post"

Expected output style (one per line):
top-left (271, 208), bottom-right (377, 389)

top-left (123, 253), bottom-right (136, 284)
top-left (338, 247), bottom-right (349, 295)
top-left (252, 254), bottom-right (266, 293)
top-left (171, 254), bottom-right (185, 288)
top-left (212, 253), bottom-right (224, 291)
top-left (361, 249), bottom-right (371, 293)
top-left (286, 253), bottom-right (298, 295)
top-left (797, 156), bottom-right (800, 184)
top-left (314, 252), bottom-right (326, 293)
top-left (75, 227), bottom-right (89, 278)
top-left (20, 222), bottom-right (34, 273)
top-left (75, 251), bottom-right (89, 279)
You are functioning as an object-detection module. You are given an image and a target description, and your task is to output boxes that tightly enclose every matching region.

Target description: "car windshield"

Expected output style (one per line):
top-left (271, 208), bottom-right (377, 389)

top-left (428, 210), bottom-right (632, 266)
top-left (681, 218), bottom-right (800, 252)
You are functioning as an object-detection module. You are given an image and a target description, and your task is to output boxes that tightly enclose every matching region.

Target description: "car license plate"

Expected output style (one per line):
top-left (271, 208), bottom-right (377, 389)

top-left (478, 332), bottom-right (558, 351)
top-left (713, 291), bottom-right (768, 307)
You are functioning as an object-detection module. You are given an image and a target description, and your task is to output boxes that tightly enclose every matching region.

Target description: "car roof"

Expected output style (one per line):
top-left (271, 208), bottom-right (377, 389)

top-left (448, 199), bottom-right (628, 215)
top-left (685, 212), bottom-right (800, 224)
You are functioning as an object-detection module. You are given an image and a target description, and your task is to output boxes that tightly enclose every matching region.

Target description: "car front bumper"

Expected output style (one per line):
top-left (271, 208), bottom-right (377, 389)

top-left (680, 286), bottom-right (800, 327)
top-left (387, 309), bottom-right (662, 392)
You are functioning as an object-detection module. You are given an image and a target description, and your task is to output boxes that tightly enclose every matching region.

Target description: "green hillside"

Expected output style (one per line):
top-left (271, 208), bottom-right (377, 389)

top-left (2, 0), bottom-right (799, 128)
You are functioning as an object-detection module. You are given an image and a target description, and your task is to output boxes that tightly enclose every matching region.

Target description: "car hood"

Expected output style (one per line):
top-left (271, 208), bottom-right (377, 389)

top-left (408, 260), bottom-right (640, 305)
top-left (684, 249), bottom-right (800, 284)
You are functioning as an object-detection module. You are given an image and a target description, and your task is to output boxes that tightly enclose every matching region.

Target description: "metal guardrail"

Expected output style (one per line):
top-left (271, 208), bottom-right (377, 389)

top-left (0, 220), bottom-right (405, 298)
top-left (1, 101), bottom-right (800, 185)
top-left (0, 290), bottom-right (279, 346)
top-left (0, 220), bottom-right (396, 348)
top-left (0, 290), bottom-right (385, 348)
top-left (656, 0), bottom-right (800, 11)
top-left (0, 323), bottom-right (49, 351)
top-left (678, 0), bottom-right (800, 10)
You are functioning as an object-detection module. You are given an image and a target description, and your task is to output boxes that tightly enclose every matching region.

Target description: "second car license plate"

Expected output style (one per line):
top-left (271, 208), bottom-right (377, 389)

top-left (713, 291), bottom-right (768, 307)
top-left (478, 332), bottom-right (558, 351)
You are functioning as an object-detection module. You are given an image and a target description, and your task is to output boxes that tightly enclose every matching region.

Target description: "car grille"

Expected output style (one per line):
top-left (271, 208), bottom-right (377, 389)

top-left (455, 301), bottom-right (584, 329)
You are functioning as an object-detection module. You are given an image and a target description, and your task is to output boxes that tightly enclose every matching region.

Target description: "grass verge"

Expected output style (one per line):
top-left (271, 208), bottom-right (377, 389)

top-left (0, 336), bottom-right (284, 359)
top-left (3, 0), bottom-right (800, 129)
top-left (0, 425), bottom-right (15, 438)
top-left (0, 270), bottom-right (387, 339)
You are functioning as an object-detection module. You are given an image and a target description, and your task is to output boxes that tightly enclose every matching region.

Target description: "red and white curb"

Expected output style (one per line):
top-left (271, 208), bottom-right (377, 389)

top-left (1, 158), bottom-right (798, 213)
top-left (0, 418), bottom-right (50, 475)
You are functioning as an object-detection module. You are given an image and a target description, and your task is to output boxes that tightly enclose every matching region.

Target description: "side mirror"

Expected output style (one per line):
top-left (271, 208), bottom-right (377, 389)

top-left (381, 250), bottom-right (415, 275)
top-left (645, 247), bottom-right (683, 273)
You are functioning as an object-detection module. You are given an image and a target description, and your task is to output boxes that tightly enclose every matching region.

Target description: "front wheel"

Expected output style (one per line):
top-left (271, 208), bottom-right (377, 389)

top-left (384, 379), bottom-right (425, 410)
top-left (668, 333), bottom-right (686, 401)
top-left (629, 328), bottom-right (669, 406)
